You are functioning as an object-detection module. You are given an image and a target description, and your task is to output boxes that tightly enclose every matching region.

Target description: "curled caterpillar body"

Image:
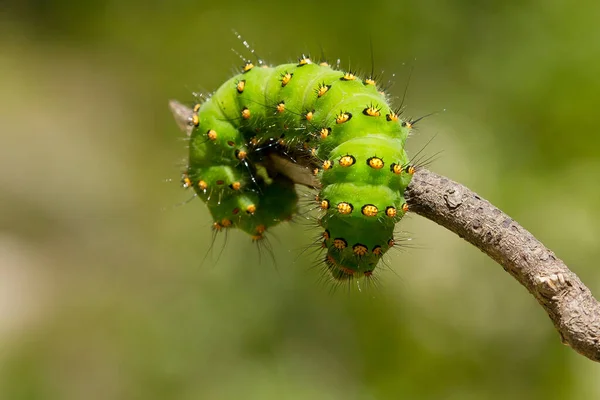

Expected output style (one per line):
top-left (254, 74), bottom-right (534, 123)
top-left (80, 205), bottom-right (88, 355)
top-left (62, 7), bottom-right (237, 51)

top-left (177, 60), bottom-right (413, 279)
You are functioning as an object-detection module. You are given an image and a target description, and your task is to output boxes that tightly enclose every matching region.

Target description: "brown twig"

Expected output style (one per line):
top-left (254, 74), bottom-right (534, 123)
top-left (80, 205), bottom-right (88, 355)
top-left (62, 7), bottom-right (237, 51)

top-left (169, 100), bottom-right (600, 362)
top-left (405, 168), bottom-right (600, 362)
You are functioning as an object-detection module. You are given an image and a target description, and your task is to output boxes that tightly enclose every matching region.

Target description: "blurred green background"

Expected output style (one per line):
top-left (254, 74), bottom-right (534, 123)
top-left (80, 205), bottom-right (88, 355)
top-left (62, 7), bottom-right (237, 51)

top-left (2, 0), bottom-right (600, 398)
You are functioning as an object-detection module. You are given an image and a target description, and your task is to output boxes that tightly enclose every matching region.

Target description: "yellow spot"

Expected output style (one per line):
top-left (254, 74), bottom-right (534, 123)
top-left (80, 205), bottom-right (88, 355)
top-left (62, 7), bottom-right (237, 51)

top-left (250, 137), bottom-right (259, 146)
top-left (323, 230), bottom-right (330, 240)
top-left (367, 157), bottom-right (384, 169)
top-left (230, 181), bottom-right (241, 191)
top-left (339, 155), bottom-right (355, 167)
top-left (256, 225), bottom-right (266, 234)
top-left (403, 121), bottom-right (413, 129)
top-left (363, 105), bottom-right (381, 117)
top-left (193, 103), bottom-right (201, 113)
top-left (276, 101), bottom-right (285, 113)
top-left (391, 163), bottom-right (403, 175)
top-left (333, 238), bottom-right (347, 249)
top-left (323, 160), bottom-right (332, 170)
top-left (236, 80), bottom-right (246, 93)
top-left (236, 150), bottom-right (247, 160)
top-left (361, 204), bottom-right (378, 217)
top-left (319, 127), bottom-right (330, 139)
top-left (246, 204), bottom-right (256, 214)
top-left (363, 77), bottom-right (376, 86)
top-left (388, 238), bottom-right (395, 248)
top-left (251, 234), bottom-right (263, 241)
top-left (278, 138), bottom-right (286, 146)
top-left (319, 61), bottom-right (329, 67)
top-left (182, 175), bottom-right (192, 188)
top-left (310, 148), bottom-right (318, 157)
top-left (402, 203), bottom-right (409, 213)
top-left (341, 72), bottom-right (356, 81)
top-left (261, 64), bottom-right (269, 68)
top-left (198, 180), bottom-right (208, 190)
top-left (241, 107), bottom-right (250, 119)
top-left (304, 110), bottom-right (314, 121)
top-left (191, 114), bottom-right (199, 127)
top-left (337, 202), bottom-right (353, 214)
top-left (385, 206), bottom-right (397, 218)
top-left (281, 72), bottom-right (293, 87)
top-left (353, 244), bottom-right (368, 256)
top-left (407, 165), bottom-right (416, 175)
top-left (317, 83), bottom-right (330, 97)
top-left (243, 62), bottom-right (254, 72)
top-left (386, 112), bottom-right (399, 122)
top-left (213, 222), bottom-right (223, 231)
top-left (298, 55), bottom-right (312, 66)
top-left (207, 129), bottom-right (217, 141)
top-left (313, 168), bottom-right (320, 176)
top-left (372, 246), bottom-right (382, 256)
top-left (320, 199), bottom-right (330, 210)
top-left (335, 112), bottom-right (352, 124)
top-left (221, 218), bottom-right (232, 228)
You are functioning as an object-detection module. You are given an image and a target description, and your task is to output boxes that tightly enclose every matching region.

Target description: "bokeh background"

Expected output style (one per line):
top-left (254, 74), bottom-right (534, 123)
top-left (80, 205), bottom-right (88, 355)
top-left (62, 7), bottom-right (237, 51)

top-left (2, 0), bottom-right (600, 398)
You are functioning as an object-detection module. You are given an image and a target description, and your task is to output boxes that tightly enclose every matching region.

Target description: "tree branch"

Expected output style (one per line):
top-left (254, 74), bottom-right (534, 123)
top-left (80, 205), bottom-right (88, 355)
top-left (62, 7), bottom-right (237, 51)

top-left (169, 100), bottom-right (600, 362)
top-left (405, 168), bottom-right (600, 362)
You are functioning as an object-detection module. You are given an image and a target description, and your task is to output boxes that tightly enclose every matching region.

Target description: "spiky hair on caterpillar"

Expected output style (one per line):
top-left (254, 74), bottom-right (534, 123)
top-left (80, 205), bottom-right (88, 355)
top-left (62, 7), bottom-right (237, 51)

top-left (169, 53), bottom-right (417, 283)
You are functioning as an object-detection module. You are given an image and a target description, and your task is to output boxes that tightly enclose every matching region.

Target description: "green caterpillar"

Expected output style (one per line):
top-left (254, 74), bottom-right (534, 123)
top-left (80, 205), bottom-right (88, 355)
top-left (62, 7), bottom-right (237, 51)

top-left (171, 55), bottom-right (415, 281)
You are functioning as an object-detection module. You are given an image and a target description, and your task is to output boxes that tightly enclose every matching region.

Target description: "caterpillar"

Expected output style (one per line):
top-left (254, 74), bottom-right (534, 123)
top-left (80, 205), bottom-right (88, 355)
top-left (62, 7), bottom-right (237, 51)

top-left (170, 54), bottom-right (415, 282)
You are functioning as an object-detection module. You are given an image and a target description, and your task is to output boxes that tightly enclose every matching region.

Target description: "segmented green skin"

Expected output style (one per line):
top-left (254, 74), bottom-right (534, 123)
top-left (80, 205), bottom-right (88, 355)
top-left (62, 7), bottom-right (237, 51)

top-left (188, 60), bottom-right (412, 279)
